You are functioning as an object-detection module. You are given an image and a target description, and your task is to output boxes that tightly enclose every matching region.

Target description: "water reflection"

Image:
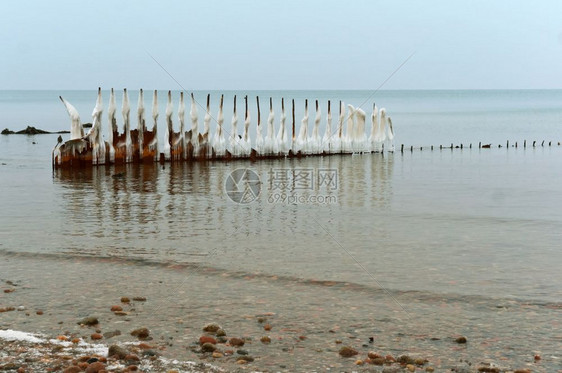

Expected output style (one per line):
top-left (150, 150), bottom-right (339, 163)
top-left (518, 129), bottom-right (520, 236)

top-left (52, 154), bottom-right (395, 266)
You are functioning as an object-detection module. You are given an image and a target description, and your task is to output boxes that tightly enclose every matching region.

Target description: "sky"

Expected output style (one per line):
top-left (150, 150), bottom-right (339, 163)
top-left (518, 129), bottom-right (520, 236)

top-left (1, 0), bottom-right (561, 90)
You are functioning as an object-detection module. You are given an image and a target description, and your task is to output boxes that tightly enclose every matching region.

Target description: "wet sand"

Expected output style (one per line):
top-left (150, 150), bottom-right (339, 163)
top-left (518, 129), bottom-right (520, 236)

top-left (1, 253), bottom-right (554, 372)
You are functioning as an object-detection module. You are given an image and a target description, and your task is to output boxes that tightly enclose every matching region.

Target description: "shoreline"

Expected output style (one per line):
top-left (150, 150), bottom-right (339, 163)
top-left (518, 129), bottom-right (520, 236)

top-left (1, 254), bottom-right (547, 373)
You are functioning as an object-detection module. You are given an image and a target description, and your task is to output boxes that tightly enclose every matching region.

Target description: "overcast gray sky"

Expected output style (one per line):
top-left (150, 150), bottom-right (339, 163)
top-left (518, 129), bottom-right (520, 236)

top-left (1, 0), bottom-right (561, 90)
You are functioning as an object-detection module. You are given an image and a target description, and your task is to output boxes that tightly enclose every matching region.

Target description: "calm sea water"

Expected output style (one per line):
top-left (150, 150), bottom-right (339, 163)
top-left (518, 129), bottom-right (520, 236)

top-left (1, 90), bottom-right (561, 371)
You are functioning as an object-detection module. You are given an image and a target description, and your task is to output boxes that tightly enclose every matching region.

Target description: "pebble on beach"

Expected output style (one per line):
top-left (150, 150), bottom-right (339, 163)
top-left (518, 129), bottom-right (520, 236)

top-left (228, 337), bottom-right (245, 347)
top-left (130, 328), bottom-right (150, 339)
top-left (338, 346), bottom-right (359, 358)
top-left (201, 342), bottom-right (216, 353)
top-left (84, 361), bottom-right (105, 373)
top-left (110, 305), bottom-right (123, 312)
top-left (199, 336), bottom-right (217, 345)
top-left (215, 328), bottom-right (226, 337)
top-left (263, 323), bottom-right (272, 331)
top-left (108, 345), bottom-right (129, 359)
top-left (202, 323), bottom-right (221, 333)
top-left (121, 297), bottom-right (130, 303)
top-left (455, 336), bottom-right (467, 344)
top-left (260, 336), bottom-right (271, 344)
top-left (90, 333), bottom-right (103, 340)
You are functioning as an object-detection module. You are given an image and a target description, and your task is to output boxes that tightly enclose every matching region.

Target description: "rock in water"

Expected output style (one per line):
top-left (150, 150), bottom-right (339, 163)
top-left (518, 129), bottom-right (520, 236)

top-left (338, 346), bottom-right (358, 358)
top-left (1, 128), bottom-right (14, 135)
top-left (15, 126), bottom-right (50, 135)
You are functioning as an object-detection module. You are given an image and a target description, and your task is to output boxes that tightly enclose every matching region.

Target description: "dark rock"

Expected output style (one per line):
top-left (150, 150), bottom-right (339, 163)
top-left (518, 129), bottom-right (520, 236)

top-left (202, 323), bottom-right (221, 333)
top-left (86, 358), bottom-right (98, 364)
top-left (78, 316), bottom-right (99, 326)
top-left (84, 361), bottom-right (105, 373)
top-left (1, 128), bottom-right (14, 135)
top-left (371, 357), bottom-right (385, 365)
top-left (455, 336), bottom-right (467, 344)
top-left (201, 343), bottom-right (216, 353)
top-left (217, 336), bottom-right (227, 343)
top-left (236, 349), bottom-right (248, 355)
top-left (477, 366), bottom-right (500, 373)
top-left (216, 328), bottom-right (226, 337)
top-left (83, 123), bottom-right (92, 128)
top-left (338, 346), bottom-right (358, 358)
top-left (132, 296), bottom-right (146, 301)
top-left (397, 355), bottom-right (415, 364)
top-left (130, 327), bottom-right (149, 339)
top-left (108, 345), bottom-right (128, 359)
top-left (15, 126), bottom-right (51, 135)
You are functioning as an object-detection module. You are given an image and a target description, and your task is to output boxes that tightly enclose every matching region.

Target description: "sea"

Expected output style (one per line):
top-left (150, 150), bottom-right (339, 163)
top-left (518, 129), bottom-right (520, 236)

top-left (1, 89), bottom-right (561, 372)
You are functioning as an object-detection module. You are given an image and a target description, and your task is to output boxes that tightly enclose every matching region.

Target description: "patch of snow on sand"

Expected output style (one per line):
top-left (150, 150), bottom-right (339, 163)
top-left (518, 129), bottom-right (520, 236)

top-left (0, 329), bottom-right (44, 343)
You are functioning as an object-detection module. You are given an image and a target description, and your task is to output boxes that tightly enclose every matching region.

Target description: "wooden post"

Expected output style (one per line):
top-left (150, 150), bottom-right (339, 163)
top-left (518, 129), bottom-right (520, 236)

top-left (460, 143), bottom-right (463, 149)
top-left (533, 140), bottom-right (536, 147)
top-left (431, 145), bottom-right (434, 151)
top-left (541, 140), bottom-right (544, 147)
top-left (549, 141), bottom-right (552, 146)
top-left (469, 143), bottom-right (472, 149)
top-left (440, 145), bottom-right (442, 150)
top-left (524, 140), bottom-right (526, 148)
top-left (507, 140), bottom-right (509, 148)
top-left (479, 142), bottom-right (481, 149)
top-left (515, 142), bottom-right (518, 148)
top-left (410, 145), bottom-right (413, 152)
top-left (401, 144), bottom-right (404, 153)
